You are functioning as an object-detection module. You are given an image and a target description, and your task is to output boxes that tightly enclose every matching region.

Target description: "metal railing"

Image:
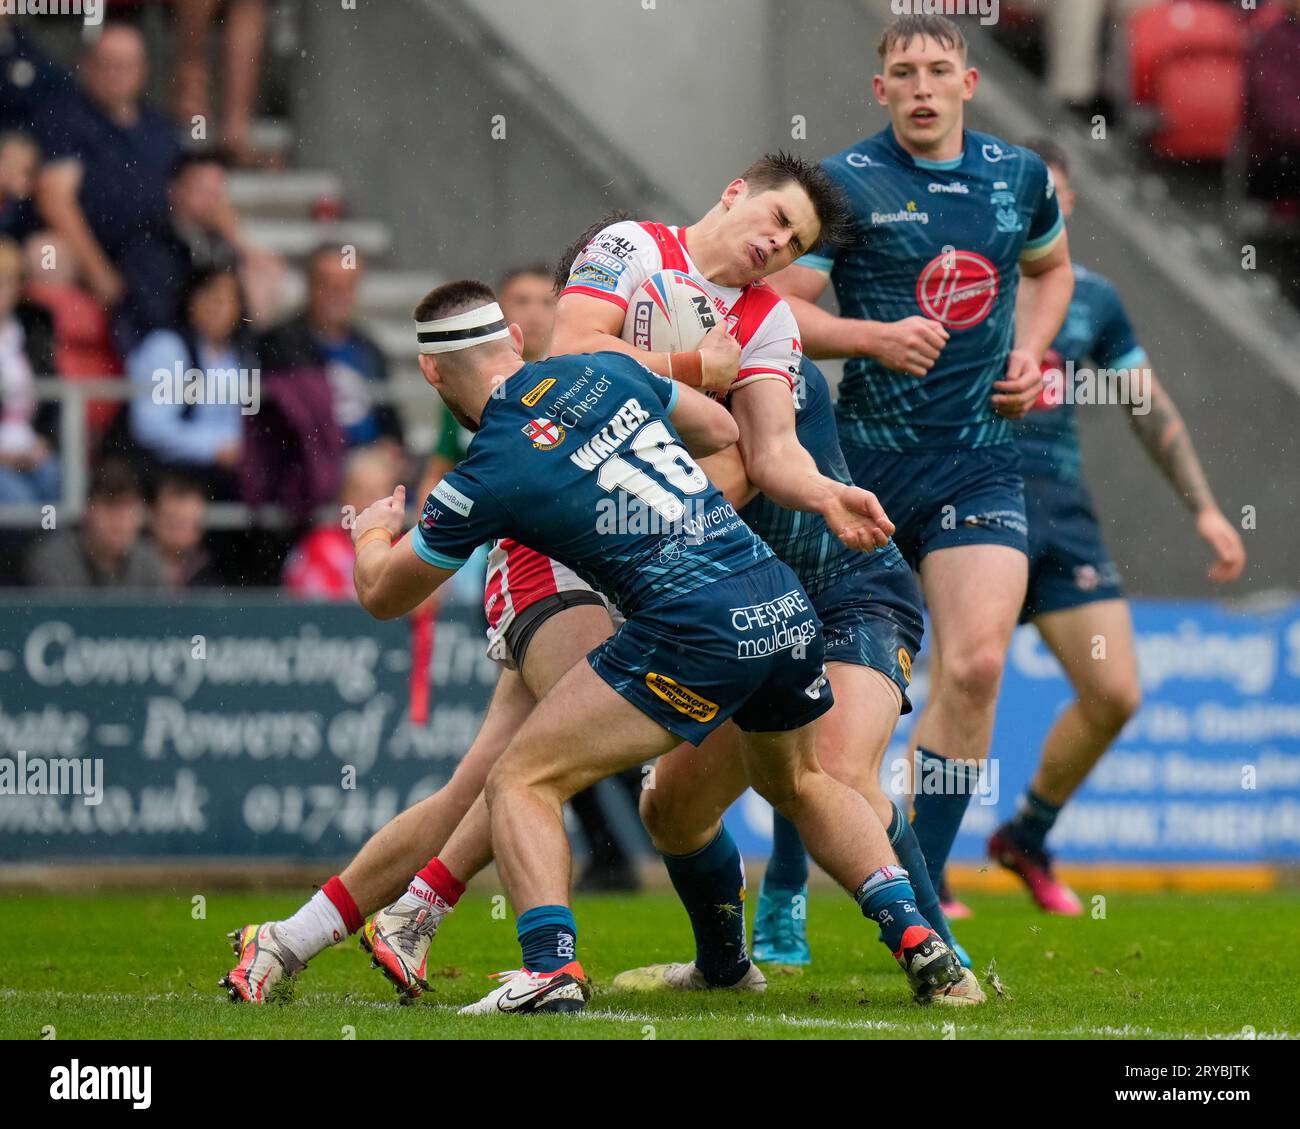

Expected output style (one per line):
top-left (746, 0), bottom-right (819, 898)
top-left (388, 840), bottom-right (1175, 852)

top-left (2, 376), bottom-right (429, 531)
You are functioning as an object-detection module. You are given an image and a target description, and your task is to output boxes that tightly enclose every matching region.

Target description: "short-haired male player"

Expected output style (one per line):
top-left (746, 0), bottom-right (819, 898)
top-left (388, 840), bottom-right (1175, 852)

top-left (338, 281), bottom-right (967, 1015)
top-left (769, 14), bottom-right (1075, 945)
top-left (218, 155), bottom-right (912, 1005)
top-left (966, 139), bottom-right (1247, 912)
top-left (612, 356), bottom-right (981, 1002)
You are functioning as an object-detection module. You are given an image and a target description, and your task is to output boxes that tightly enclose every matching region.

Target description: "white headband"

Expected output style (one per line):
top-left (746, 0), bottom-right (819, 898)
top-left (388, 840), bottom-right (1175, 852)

top-left (415, 302), bottom-right (510, 354)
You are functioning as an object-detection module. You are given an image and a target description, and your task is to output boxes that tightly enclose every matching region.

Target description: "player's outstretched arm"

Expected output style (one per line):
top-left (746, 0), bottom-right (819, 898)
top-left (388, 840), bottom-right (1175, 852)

top-left (1124, 369), bottom-right (1247, 583)
top-left (730, 379), bottom-right (893, 551)
top-left (697, 443), bottom-right (758, 510)
top-left (997, 234), bottom-right (1075, 419)
top-left (769, 263), bottom-right (948, 376)
top-left (668, 382), bottom-right (740, 457)
top-left (353, 485), bottom-right (456, 619)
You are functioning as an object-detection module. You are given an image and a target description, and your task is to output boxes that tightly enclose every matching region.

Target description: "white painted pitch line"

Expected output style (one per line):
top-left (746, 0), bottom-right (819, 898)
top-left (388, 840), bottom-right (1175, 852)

top-left (0, 991), bottom-right (1288, 1039)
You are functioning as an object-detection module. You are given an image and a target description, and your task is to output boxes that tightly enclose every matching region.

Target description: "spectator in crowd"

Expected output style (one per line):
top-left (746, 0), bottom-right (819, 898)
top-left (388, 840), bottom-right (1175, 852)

top-left (33, 23), bottom-right (181, 307)
top-left (149, 471), bottom-right (220, 589)
top-left (26, 456), bottom-right (163, 587)
top-left (260, 244), bottom-right (402, 455)
top-left (114, 150), bottom-right (283, 350)
top-left (0, 130), bottom-right (40, 241)
top-left (282, 444), bottom-right (399, 599)
top-left (173, 0), bottom-right (275, 168)
top-left (499, 263), bottom-right (557, 363)
top-left (22, 230), bottom-right (121, 441)
top-left (0, 13), bottom-right (72, 137)
top-left (124, 266), bottom-right (254, 499)
top-left (0, 235), bottom-right (58, 505)
top-left (1245, 0), bottom-right (1300, 203)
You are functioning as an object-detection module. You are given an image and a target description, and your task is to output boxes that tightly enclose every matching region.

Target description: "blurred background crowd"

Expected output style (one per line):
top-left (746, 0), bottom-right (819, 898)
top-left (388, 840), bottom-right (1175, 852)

top-left (0, 0), bottom-right (1295, 596)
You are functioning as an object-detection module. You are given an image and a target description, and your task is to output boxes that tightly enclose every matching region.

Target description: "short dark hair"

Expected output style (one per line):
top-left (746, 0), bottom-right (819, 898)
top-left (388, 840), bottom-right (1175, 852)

top-left (413, 279), bottom-right (499, 326)
top-left (1023, 137), bottom-right (1070, 177)
top-left (739, 150), bottom-right (853, 250)
top-left (499, 263), bottom-right (553, 293)
top-left (88, 457), bottom-right (143, 503)
top-left (153, 470), bottom-right (206, 503)
top-left (553, 210), bottom-right (631, 293)
top-left (183, 265), bottom-right (244, 322)
top-left (878, 14), bottom-right (968, 63)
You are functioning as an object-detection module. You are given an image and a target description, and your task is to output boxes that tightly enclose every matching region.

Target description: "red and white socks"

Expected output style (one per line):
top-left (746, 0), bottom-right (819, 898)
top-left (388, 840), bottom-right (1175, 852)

top-left (277, 875), bottom-right (364, 963)
top-left (394, 857), bottom-right (466, 918)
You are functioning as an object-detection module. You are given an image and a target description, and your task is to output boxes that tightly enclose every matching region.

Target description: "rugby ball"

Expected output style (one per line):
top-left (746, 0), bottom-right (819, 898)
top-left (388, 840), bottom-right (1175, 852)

top-left (621, 270), bottom-right (721, 354)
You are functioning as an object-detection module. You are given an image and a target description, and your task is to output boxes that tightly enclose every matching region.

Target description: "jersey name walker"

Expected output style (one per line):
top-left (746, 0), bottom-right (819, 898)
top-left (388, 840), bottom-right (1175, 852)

top-left (413, 352), bottom-right (771, 616)
top-left (564, 220), bottom-right (803, 395)
top-left (799, 127), bottom-right (1065, 452)
top-left (1013, 264), bottom-right (1148, 485)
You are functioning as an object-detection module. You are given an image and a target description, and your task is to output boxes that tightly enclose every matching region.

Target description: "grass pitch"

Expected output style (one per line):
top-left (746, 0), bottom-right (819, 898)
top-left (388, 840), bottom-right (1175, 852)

top-left (0, 889), bottom-right (1294, 1040)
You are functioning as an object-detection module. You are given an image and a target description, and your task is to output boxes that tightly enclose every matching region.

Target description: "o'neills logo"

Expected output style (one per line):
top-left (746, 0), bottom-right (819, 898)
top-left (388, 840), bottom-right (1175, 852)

top-left (898, 648), bottom-right (913, 683)
top-left (644, 672), bottom-right (718, 722)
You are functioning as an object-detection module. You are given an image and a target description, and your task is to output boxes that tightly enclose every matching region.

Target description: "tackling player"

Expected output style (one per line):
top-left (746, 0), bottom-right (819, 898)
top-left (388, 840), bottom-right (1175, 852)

top-left (610, 356), bottom-right (981, 1002)
top-left (768, 14), bottom-right (1075, 927)
top-left (347, 281), bottom-right (964, 1015)
top-left (219, 156), bottom-right (892, 1004)
top-left (973, 139), bottom-right (1248, 911)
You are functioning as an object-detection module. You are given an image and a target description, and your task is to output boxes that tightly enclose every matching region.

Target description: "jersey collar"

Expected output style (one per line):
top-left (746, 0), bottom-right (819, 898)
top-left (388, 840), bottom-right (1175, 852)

top-left (881, 124), bottom-right (967, 172)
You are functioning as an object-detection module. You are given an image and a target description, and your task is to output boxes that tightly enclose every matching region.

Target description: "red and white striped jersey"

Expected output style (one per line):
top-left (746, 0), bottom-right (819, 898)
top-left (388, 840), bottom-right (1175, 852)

top-left (483, 537), bottom-right (598, 635)
top-left (562, 220), bottom-right (803, 395)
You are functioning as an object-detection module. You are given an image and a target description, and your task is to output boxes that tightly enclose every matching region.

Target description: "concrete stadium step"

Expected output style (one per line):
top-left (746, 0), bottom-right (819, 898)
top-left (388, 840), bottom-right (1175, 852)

top-left (227, 169), bottom-right (342, 218)
top-left (242, 217), bottom-right (392, 258)
top-left (278, 269), bottom-right (443, 318)
top-left (249, 117), bottom-right (296, 157)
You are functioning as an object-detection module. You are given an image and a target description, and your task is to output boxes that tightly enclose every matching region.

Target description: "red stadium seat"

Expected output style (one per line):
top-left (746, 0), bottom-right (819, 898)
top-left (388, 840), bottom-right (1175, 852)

top-left (1129, 1), bottom-right (1247, 160)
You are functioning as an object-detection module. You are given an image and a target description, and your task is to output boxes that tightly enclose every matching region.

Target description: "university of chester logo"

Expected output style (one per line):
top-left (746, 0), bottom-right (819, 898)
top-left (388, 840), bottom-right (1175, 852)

top-left (916, 249), bottom-right (1000, 329)
top-left (522, 416), bottom-right (566, 450)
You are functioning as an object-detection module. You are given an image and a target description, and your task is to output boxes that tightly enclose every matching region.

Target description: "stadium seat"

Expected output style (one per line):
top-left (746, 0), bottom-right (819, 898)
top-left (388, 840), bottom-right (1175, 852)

top-left (1129, 1), bottom-right (1247, 160)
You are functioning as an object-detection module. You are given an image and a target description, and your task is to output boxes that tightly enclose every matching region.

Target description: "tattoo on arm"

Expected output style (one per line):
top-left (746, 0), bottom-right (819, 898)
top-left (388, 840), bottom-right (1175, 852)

top-left (1127, 374), bottom-right (1216, 514)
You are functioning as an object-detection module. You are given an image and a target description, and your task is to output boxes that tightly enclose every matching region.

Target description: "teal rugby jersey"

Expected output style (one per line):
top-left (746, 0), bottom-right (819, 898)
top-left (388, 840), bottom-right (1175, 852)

top-left (799, 127), bottom-right (1065, 453)
top-left (740, 357), bottom-right (902, 598)
top-left (413, 352), bottom-right (772, 616)
top-left (1012, 264), bottom-right (1147, 485)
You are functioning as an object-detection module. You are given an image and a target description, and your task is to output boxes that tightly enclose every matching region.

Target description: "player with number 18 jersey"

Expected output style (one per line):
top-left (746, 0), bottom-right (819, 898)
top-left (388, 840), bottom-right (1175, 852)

top-left (413, 349), bottom-right (831, 745)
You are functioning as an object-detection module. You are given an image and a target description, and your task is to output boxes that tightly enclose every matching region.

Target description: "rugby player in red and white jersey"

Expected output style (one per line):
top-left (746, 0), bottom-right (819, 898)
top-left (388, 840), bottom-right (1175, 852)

top-left (222, 152), bottom-right (896, 1004)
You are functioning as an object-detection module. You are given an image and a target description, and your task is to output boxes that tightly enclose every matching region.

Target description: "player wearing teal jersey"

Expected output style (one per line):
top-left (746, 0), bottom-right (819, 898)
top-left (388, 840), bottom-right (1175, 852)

top-left (977, 141), bottom-right (1247, 913)
top-left (343, 280), bottom-right (967, 1016)
top-left (770, 13), bottom-right (1077, 904)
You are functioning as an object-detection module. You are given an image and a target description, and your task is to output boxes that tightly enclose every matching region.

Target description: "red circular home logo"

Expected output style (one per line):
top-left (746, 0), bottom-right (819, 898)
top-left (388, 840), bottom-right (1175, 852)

top-left (916, 250), bottom-right (1000, 329)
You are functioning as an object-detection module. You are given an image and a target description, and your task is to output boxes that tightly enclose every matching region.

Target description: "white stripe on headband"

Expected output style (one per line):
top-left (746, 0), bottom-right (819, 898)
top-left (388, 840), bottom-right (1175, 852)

top-left (415, 302), bottom-right (511, 354)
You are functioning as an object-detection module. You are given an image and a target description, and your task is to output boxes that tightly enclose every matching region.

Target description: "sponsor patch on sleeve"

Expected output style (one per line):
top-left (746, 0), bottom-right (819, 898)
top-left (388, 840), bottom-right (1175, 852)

top-left (431, 479), bottom-right (474, 517)
top-left (568, 254), bottom-right (625, 293)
